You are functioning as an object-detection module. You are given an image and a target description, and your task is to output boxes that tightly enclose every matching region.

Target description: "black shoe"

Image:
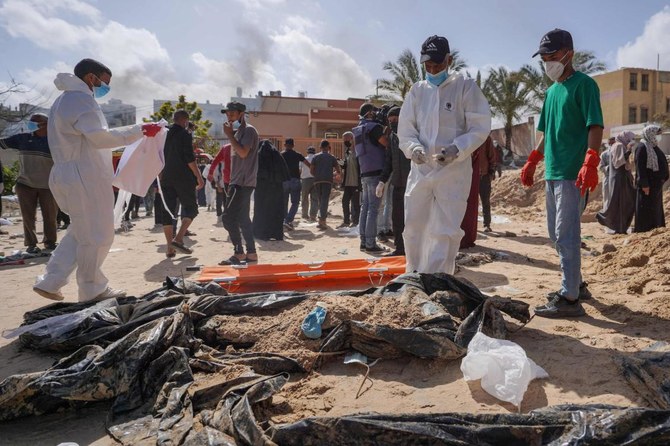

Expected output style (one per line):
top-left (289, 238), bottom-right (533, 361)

top-left (44, 242), bottom-right (58, 251)
top-left (336, 222), bottom-right (349, 229)
top-left (26, 246), bottom-right (41, 254)
top-left (365, 245), bottom-right (387, 253)
top-left (383, 250), bottom-right (404, 257)
top-left (546, 282), bottom-right (592, 301)
top-left (360, 243), bottom-right (366, 251)
top-left (535, 294), bottom-right (586, 318)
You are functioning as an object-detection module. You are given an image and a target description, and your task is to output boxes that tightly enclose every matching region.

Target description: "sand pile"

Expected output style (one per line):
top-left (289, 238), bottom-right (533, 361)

top-left (588, 227), bottom-right (670, 295)
top-left (491, 167), bottom-right (604, 222)
top-left (196, 294), bottom-right (427, 370)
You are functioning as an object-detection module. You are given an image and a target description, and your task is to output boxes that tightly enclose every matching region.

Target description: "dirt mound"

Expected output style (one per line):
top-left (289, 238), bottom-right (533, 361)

top-left (491, 167), bottom-right (603, 222)
top-left (196, 294), bottom-right (428, 370)
top-left (587, 227), bottom-right (670, 295)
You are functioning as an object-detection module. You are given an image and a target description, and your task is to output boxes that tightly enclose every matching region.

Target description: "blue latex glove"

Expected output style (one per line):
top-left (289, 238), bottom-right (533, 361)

top-left (301, 305), bottom-right (327, 339)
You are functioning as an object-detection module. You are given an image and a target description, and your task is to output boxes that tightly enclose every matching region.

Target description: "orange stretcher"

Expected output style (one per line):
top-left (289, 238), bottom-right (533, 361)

top-left (197, 256), bottom-right (407, 293)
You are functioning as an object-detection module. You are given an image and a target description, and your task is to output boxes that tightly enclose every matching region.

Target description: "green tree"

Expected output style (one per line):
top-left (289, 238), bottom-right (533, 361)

top-left (482, 67), bottom-right (535, 153)
top-left (147, 95), bottom-right (212, 139)
top-left (521, 50), bottom-right (607, 111)
top-left (376, 49), bottom-right (467, 100)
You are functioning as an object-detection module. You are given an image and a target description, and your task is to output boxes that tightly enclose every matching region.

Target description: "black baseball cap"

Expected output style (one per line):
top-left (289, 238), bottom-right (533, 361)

top-left (285, 138), bottom-right (294, 145)
top-left (420, 35), bottom-right (450, 64)
top-left (532, 29), bottom-right (573, 57)
top-left (221, 101), bottom-right (246, 113)
top-left (387, 105), bottom-right (400, 117)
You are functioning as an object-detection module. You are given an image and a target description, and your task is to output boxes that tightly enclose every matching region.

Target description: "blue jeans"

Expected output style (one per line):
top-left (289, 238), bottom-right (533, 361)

top-left (283, 178), bottom-right (301, 224)
top-left (359, 175), bottom-right (381, 247)
top-left (546, 180), bottom-right (582, 299)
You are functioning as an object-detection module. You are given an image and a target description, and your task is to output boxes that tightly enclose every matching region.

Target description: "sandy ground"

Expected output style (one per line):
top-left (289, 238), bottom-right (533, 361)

top-left (1, 174), bottom-right (669, 445)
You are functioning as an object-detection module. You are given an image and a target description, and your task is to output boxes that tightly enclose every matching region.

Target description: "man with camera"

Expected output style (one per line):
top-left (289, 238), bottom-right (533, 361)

top-left (353, 103), bottom-right (388, 253)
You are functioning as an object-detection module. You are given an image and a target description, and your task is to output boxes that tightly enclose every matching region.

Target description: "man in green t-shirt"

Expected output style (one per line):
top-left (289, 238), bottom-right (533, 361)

top-left (521, 29), bottom-right (604, 318)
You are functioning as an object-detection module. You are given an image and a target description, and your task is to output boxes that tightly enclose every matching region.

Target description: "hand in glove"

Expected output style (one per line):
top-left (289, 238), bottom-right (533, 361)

top-left (411, 147), bottom-right (427, 165)
top-left (433, 144), bottom-right (459, 166)
top-left (375, 181), bottom-right (385, 198)
top-left (575, 149), bottom-right (600, 196)
top-left (520, 149), bottom-right (544, 187)
top-left (142, 123), bottom-right (161, 137)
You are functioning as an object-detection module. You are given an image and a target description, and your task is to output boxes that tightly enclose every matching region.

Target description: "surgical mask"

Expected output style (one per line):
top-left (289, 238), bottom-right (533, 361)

top-left (426, 69), bottom-right (448, 87)
top-left (232, 120), bottom-right (241, 130)
top-left (390, 122), bottom-right (398, 133)
top-left (93, 79), bottom-right (110, 98)
top-left (25, 121), bottom-right (39, 132)
top-left (657, 135), bottom-right (663, 143)
top-left (543, 52), bottom-right (570, 82)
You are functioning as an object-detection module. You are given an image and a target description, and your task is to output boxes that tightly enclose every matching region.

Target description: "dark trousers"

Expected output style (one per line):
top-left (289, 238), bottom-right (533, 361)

top-left (312, 182), bottom-right (332, 220)
top-left (154, 191), bottom-right (164, 225)
top-left (392, 186), bottom-right (406, 253)
top-left (222, 185), bottom-right (256, 254)
top-left (123, 194), bottom-right (141, 221)
top-left (15, 182), bottom-right (58, 247)
top-left (342, 185), bottom-right (360, 225)
top-left (479, 174), bottom-right (492, 227)
top-left (215, 187), bottom-right (227, 217)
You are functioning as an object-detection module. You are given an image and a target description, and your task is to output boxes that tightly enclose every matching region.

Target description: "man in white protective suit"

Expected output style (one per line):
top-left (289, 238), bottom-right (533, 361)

top-left (33, 58), bottom-right (161, 302)
top-left (398, 35), bottom-right (491, 274)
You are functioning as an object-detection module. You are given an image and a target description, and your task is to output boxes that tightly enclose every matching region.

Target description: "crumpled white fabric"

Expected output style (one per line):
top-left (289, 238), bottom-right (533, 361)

top-left (112, 120), bottom-right (168, 196)
top-left (461, 332), bottom-right (548, 407)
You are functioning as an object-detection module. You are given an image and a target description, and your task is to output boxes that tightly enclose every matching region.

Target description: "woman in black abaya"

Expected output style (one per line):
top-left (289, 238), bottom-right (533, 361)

top-left (634, 124), bottom-right (669, 233)
top-left (596, 131), bottom-right (636, 234)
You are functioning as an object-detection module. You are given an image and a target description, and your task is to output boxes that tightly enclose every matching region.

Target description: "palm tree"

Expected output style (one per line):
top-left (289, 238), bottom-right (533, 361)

top-left (377, 49), bottom-right (422, 100)
top-left (482, 67), bottom-right (535, 153)
top-left (521, 50), bottom-right (607, 111)
top-left (377, 49), bottom-right (467, 100)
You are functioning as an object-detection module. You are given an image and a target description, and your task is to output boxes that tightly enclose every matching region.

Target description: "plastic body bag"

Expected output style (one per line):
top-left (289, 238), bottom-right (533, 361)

top-left (112, 121), bottom-right (167, 196)
top-left (461, 332), bottom-right (548, 407)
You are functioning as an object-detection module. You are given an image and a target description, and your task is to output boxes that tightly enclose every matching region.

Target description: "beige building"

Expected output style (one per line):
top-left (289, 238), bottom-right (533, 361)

top-left (594, 67), bottom-right (670, 136)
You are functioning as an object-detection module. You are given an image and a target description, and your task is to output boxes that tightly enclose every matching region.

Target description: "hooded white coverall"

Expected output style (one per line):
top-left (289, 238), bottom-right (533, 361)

top-left (398, 73), bottom-right (491, 274)
top-left (35, 73), bottom-right (143, 301)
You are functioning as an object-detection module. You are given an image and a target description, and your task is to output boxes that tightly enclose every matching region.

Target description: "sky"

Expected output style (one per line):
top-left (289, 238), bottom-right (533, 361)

top-left (1, 0), bottom-right (670, 121)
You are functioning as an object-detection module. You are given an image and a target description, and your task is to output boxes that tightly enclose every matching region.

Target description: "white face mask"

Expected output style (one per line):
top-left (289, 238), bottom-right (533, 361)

top-left (543, 52), bottom-right (570, 82)
top-left (657, 134), bottom-right (663, 143)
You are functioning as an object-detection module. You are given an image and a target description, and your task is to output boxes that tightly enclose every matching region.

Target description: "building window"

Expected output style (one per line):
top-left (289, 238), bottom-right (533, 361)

top-left (640, 106), bottom-right (649, 123)
top-left (628, 106), bottom-right (637, 124)
top-left (630, 73), bottom-right (638, 90)
top-left (641, 73), bottom-right (649, 91)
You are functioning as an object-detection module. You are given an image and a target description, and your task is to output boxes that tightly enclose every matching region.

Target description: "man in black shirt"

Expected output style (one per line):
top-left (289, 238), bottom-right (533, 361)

top-left (160, 110), bottom-right (204, 257)
top-left (281, 138), bottom-right (311, 230)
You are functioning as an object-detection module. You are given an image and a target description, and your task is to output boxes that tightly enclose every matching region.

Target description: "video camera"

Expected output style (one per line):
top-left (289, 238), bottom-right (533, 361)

top-left (370, 103), bottom-right (394, 125)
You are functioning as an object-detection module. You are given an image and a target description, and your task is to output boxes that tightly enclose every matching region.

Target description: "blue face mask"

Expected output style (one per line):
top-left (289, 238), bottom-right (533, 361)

top-left (25, 121), bottom-right (39, 132)
top-left (93, 81), bottom-right (110, 98)
top-left (92, 75), bottom-right (110, 98)
top-left (426, 69), bottom-right (448, 87)
top-left (232, 120), bottom-right (241, 130)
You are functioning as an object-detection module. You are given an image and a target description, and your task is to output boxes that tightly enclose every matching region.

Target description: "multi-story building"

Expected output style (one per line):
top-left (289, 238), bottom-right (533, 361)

top-left (594, 67), bottom-right (670, 136)
top-left (100, 99), bottom-right (136, 128)
top-left (154, 91), bottom-right (366, 157)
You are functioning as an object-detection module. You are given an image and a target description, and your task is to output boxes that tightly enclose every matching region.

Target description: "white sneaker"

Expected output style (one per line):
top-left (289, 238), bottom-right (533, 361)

top-left (33, 285), bottom-right (65, 301)
top-left (91, 287), bottom-right (127, 302)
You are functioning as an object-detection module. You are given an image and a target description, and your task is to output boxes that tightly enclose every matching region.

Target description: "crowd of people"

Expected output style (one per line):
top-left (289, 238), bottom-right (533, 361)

top-left (1, 29), bottom-right (668, 322)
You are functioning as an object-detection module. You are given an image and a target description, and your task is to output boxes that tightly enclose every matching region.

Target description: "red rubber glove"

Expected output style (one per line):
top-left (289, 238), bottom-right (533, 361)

top-left (142, 123), bottom-right (161, 137)
top-left (575, 149), bottom-right (600, 196)
top-left (520, 149), bottom-right (544, 187)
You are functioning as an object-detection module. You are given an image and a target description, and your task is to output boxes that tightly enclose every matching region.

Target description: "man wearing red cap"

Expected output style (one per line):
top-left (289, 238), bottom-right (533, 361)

top-left (521, 29), bottom-right (604, 318)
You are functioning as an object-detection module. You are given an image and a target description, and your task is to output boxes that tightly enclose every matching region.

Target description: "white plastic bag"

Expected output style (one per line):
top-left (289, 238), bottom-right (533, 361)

top-left (460, 332), bottom-right (548, 407)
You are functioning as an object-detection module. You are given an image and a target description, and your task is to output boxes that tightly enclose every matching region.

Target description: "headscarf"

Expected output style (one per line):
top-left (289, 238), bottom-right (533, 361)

top-left (611, 131), bottom-right (636, 170)
top-left (641, 124), bottom-right (661, 172)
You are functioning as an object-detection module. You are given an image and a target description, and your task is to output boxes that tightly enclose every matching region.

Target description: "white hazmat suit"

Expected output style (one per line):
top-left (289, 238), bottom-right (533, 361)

top-left (35, 73), bottom-right (144, 301)
top-left (398, 73), bottom-right (491, 274)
